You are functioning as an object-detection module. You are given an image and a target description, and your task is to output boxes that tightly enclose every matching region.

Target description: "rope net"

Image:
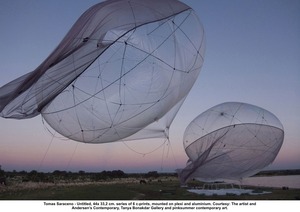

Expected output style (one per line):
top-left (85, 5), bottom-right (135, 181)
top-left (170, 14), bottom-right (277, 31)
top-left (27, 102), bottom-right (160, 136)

top-left (179, 102), bottom-right (284, 184)
top-left (0, 0), bottom-right (205, 144)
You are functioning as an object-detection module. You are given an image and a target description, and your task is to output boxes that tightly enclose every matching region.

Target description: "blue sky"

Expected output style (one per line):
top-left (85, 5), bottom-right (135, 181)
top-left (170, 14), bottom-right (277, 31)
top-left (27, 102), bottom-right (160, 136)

top-left (0, 0), bottom-right (299, 173)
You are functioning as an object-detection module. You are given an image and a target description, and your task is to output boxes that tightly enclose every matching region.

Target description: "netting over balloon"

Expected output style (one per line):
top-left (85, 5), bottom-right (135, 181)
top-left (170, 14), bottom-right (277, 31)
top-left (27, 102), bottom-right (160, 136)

top-left (178, 102), bottom-right (284, 184)
top-left (0, 0), bottom-right (205, 143)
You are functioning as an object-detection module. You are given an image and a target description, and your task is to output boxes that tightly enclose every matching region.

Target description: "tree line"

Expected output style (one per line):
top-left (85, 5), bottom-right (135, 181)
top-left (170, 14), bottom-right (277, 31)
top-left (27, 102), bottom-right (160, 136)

top-left (0, 165), bottom-right (175, 184)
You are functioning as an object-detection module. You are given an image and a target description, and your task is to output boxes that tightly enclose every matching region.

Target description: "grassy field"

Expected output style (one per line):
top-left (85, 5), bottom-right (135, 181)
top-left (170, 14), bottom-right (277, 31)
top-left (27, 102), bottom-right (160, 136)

top-left (0, 177), bottom-right (299, 200)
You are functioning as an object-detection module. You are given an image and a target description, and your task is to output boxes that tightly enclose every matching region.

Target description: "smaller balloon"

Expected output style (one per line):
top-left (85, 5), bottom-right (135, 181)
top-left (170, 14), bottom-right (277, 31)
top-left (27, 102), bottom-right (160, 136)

top-left (179, 102), bottom-right (284, 184)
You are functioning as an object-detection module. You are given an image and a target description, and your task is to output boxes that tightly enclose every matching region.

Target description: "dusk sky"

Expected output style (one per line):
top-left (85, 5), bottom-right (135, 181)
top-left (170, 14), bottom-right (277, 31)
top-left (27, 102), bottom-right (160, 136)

top-left (0, 0), bottom-right (299, 173)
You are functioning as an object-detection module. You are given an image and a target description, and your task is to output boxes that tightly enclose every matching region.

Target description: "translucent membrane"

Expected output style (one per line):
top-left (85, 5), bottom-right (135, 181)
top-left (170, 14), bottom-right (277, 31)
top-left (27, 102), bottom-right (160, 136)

top-left (179, 102), bottom-right (284, 183)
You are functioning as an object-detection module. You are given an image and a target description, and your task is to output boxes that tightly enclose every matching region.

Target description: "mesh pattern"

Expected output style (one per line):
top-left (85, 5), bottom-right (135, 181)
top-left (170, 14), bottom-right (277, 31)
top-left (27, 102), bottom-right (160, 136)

top-left (0, 0), bottom-right (205, 143)
top-left (179, 102), bottom-right (284, 183)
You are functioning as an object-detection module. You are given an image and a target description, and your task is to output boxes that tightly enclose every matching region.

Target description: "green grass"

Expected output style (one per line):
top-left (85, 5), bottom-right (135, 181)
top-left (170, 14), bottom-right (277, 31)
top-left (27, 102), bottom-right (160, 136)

top-left (0, 180), bottom-right (299, 200)
top-left (0, 184), bottom-right (137, 200)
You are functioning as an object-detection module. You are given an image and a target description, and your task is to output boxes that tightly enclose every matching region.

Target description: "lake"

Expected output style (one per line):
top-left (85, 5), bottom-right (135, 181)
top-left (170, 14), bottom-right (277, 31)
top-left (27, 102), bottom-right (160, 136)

top-left (238, 175), bottom-right (300, 189)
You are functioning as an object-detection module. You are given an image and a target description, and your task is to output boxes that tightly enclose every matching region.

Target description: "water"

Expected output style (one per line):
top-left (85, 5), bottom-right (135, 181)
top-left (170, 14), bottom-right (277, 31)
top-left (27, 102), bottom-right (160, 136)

top-left (238, 175), bottom-right (300, 189)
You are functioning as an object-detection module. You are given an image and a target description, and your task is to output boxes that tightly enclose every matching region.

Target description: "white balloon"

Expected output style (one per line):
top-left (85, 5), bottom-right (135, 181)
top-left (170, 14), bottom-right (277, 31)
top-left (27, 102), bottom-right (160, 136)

top-left (0, 0), bottom-right (205, 144)
top-left (179, 102), bottom-right (284, 183)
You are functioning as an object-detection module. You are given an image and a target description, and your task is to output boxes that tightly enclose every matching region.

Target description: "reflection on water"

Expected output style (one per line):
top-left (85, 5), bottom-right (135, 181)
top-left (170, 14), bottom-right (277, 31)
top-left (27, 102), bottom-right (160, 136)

top-left (239, 175), bottom-right (300, 188)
